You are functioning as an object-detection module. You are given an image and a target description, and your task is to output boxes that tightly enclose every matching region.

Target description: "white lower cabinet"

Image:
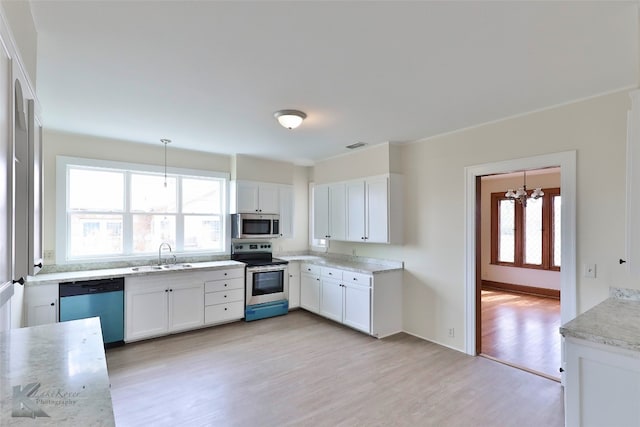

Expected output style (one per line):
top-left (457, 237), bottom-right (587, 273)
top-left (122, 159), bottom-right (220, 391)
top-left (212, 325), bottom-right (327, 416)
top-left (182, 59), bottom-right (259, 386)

top-left (25, 283), bottom-right (58, 326)
top-left (565, 336), bottom-right (640, 427)
top-left (204, 268), bottom-right (244, 325)
top-left (319, 275), bottom-right (343, 322)
top-left (125, 273), bottom-right (204, 342)
top-left (287, 261), bottom-right (301, 309)
top-left (319, 268), bottom-right (371, 334)
top-left (300, 264), bottom-right (401, 338)
top-left (300, 264), bottom-right (321, 313)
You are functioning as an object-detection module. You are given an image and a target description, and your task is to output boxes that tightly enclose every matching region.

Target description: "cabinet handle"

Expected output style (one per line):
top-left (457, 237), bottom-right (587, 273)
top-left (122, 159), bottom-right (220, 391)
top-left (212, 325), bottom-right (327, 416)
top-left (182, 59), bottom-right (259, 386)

top-left (13, 277), bottom-right (24, 285)
top-left (34, 262), bottom-right (43, 269)
top-left (224, 307), bottom-right (228, 311)
top-left (224, 295), bottom-right (227, 298)
top-left (50, 302), bottom-right (55, 306)
top-left (353, 278), bottom-right (357, 281)
top-left (559, 367), bottom-right (564, 373)
top-left (329, 272), bottom-right (332, 275)
top-left (620, 259), bottom-right (627, 264)
top-left (224, 283), bottom-right (228, 287)
top-left (165, 289), bottom-right (169, 293)
top-left (169, 289), bottom-right (173, 292)
top-left (224, 272), bottom-right (228, 276)
top-left (361, 237), bottom-right (365, 240)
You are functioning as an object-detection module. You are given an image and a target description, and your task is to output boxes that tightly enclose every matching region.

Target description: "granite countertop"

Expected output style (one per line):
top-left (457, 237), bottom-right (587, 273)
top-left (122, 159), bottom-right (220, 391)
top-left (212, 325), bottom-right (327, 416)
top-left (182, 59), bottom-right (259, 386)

top-left (27, 260), bottom-right (246, 286)
top-left (279, 255), bottom-right (403, 274)
top-left (560, 287), bottom-right (640, 352)
top-left (0, 318), bottom-right (115, 426)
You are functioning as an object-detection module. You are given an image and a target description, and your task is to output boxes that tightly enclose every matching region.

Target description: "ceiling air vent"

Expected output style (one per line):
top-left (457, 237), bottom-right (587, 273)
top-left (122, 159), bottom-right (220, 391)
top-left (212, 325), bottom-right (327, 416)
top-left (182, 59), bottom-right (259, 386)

top-left (346, 142), bottom-right (367, 150)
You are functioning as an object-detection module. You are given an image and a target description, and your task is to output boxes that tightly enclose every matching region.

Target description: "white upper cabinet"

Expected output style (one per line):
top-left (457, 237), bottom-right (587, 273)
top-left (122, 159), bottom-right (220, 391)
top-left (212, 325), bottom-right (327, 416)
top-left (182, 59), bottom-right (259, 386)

top-left (278, 185), bottom-right (294, 238)
top-left (315, 174), bottom-right (402, 244)
top-left (232, 181), bottom-right (280, 214)
top-left (313, 183), bottom-right (346, 241)
top-left (28, 100), bottom-right (43, 275)
top-left (626, 90), bottom-right (640, 275)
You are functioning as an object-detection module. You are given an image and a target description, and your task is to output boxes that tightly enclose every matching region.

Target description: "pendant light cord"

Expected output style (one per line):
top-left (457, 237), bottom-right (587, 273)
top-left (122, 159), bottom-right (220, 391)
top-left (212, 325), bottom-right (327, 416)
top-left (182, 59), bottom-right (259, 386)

top-left (160, 139), bottom-right (171, 187)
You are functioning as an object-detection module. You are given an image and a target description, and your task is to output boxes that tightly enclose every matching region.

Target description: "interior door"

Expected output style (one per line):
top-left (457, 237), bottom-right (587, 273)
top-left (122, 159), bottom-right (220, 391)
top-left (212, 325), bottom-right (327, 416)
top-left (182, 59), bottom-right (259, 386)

top-left (0, 48), bottom-right (10, 332)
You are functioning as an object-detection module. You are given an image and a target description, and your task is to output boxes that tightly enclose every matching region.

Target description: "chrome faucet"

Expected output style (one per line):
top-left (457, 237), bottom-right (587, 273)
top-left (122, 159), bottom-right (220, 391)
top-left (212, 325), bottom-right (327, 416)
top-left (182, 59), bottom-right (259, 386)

top-left (158, 242), bottom-right (172, 265)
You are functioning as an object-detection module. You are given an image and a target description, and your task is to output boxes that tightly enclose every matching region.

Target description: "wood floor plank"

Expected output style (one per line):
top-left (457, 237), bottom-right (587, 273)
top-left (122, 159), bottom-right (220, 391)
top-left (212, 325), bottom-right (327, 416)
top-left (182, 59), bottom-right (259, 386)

top-left (107, 311), bottom-right (564, 426)
top-left (481, 289), bottom-right (561, 379)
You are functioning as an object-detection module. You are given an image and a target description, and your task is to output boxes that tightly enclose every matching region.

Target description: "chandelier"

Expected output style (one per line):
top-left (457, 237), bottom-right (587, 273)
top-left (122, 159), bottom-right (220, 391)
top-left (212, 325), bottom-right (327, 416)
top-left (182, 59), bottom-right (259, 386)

top-left (504, 170), bottom-right (544, 207)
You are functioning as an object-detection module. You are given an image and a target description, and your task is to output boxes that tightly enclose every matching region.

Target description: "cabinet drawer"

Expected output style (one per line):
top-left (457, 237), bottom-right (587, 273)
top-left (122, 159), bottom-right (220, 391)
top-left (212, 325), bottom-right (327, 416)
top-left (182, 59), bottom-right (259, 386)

top-left (205, 268), bottom-right (244, 281)
top-left (343, 271), bottom-right (372, 286)
top-left (205, 277), bottom-right (244, 293)
top-left (321, 266), bottom-right (343, 279)
top-left (205, 288), bottom-right (244, 306)
top-left (204, 301), bottom-right (244, 325)
top-left (301, 264), bottom-right (321, 275)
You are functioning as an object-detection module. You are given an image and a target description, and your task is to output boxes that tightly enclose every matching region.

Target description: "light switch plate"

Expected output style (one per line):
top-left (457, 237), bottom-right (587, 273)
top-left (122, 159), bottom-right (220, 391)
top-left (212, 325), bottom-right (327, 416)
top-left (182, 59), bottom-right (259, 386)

top-left (584, 263), bottom-right (596, 278)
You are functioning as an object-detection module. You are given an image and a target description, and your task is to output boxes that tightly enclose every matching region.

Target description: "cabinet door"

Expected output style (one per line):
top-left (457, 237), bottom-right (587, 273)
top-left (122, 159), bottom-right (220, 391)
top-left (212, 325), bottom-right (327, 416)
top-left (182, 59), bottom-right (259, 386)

top-left (26, 284), bottom-right (58, 326)
top-left (236, 181), bottom-right (260, 213)
top-left (288, 266), bottom-right (301, 309)
top-left (313, 184), bottom-right (330, 240)
top-left (343, 282), bottom-right (371, 333)
top-left (320, 277), bottom-right (343, 323)
top-left (346, 180), bottom-right (366, 242)
top-left (28, 101), bottom-right (43, 275)
top-left (300, 272), bottom-right (320, 313)
top-left (565, 337), bottom-right (640, 427)
top-left (366, 176), bottom-right (389, 243)
top-left (279, 185), bottom-right (294, 238)
top-left (258, 183), bottom-right (280, 214)
top-left (125, 285), bottom-right (169, 342)
top-left (168, 282), bottom-right (204, 333)
top-left (329, 183), bottom-right (346, 241)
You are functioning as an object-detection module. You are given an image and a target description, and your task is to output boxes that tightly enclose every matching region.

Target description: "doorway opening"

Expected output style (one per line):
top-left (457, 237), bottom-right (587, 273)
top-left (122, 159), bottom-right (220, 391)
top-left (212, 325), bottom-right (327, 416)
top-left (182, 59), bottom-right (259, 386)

top-left (464, 152), bottom-right (577, 384)
top-left (478, 168), bottom-right (562, 380)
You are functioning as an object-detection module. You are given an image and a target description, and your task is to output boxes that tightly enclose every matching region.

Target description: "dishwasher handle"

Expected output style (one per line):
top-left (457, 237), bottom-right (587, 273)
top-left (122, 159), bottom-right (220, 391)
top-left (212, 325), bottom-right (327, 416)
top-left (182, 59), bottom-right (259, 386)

top-left (60, 277), bottom-right (124, 297)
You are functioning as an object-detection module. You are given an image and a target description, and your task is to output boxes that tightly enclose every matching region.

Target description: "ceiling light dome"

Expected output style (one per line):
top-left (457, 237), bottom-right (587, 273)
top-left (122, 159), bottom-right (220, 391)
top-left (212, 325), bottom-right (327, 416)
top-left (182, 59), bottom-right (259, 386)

top-left (274, 109), bottom-right (307, 129)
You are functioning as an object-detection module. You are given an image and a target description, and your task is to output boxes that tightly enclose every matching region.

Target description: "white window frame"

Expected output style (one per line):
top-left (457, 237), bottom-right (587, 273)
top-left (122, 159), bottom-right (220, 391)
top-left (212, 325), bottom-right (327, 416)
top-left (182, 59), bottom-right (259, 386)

top-left (56, 155), bottom-right (230, 264)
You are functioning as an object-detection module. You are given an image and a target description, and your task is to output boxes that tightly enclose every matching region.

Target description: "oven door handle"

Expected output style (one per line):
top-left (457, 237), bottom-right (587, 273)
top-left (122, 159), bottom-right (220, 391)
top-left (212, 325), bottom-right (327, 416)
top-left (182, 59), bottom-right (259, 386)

top-left (247, 265), bottom-right (287, 273)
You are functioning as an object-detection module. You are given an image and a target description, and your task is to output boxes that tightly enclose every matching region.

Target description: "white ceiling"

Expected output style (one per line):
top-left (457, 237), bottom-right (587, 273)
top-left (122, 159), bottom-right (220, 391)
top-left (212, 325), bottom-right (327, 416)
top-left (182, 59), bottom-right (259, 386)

top-left (29, 1), bottom-right (638, 165)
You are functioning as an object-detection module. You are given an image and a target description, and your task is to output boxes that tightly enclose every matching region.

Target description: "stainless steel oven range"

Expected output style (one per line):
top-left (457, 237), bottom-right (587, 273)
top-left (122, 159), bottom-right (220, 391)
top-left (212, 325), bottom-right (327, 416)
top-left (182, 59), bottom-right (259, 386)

top-left (230, 241), bottom-right (289, 321)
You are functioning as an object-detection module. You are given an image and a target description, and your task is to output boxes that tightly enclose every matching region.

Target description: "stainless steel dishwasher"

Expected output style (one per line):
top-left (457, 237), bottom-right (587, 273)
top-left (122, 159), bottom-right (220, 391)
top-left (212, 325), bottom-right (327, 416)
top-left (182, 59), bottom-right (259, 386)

top-left (59, 277), bottom-right (125, 348)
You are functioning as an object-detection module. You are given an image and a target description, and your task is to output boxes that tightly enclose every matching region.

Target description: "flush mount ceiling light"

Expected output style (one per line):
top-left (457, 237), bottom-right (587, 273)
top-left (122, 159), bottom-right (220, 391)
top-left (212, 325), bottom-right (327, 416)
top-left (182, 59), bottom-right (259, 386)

top-left (504, 170), bottom-right (544, 207)
top-left (274, 109), bottom-right (307, 129)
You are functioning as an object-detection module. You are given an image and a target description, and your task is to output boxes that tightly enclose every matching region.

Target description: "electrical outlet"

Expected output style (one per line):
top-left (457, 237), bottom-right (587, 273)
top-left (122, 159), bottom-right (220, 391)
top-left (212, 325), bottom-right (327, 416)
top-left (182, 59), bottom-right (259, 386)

top-left (44, 250), bottom-right (54, 261)
top-left (448, 328), bottom-right (455, 338)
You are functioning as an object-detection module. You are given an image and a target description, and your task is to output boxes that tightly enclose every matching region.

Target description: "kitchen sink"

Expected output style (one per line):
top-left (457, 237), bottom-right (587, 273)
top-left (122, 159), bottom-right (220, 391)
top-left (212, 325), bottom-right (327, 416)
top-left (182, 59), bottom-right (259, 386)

top-left (131, 264), bottom-right (192, 272)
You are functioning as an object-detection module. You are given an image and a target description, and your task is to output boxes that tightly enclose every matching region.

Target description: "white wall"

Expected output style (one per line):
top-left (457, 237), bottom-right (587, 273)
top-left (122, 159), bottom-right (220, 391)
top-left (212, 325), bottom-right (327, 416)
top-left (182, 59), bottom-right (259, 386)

top-left (1, 1), bottom-right (37, 87)
top-left (481, 170), bottom-right (561, 290)
top-left (314, 142), bottom-right (394, 183)
top-left (232, 154), bottom-right (295, 184)
top-left (320, 89), bottom-right (632, 351)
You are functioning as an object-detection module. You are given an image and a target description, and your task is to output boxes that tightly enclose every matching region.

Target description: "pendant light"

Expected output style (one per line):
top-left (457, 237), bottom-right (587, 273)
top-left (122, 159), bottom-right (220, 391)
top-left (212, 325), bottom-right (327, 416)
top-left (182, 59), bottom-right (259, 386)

top-left (505, 170), bottom-right (544, 207)
top-left (160, 138), bottom-right (171, 187)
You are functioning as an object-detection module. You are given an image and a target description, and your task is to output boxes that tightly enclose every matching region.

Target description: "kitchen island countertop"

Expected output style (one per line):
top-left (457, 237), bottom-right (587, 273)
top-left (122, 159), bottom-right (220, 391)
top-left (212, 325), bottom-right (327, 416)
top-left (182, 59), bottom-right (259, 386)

top-left (0, 317), bottom-right (115, 426)
top-left (560, 287), bottom-right (640, 352)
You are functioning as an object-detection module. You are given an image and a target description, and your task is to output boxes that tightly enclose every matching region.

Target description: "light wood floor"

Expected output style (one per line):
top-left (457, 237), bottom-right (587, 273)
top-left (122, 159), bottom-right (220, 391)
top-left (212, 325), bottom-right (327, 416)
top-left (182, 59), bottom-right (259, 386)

top-left (106, 310), bottom-right (564, 427)
top-left (481, 289), bottom-right (561, 380)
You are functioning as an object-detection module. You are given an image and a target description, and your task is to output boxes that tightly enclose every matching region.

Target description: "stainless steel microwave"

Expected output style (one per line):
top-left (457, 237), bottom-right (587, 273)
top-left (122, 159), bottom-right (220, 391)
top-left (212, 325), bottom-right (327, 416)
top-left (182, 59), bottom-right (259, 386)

top-left (231, 213), bottom-right (280, 239)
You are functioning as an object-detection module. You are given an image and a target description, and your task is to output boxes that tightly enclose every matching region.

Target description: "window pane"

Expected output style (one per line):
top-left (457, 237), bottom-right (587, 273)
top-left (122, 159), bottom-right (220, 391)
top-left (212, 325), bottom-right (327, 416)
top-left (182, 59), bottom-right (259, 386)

top-left (554, 195), bottom-right (562, 267)
top-left (132, 214), bottom-right (176, 253)
top-left (183, 178), bottom-right (221, 214)
top-left (69, 169), bottom-right (123, 211)
top-left (184, 215), bottom-right (222, 251)
top-left (131, 174), bottom-right (177, 213)
top-left (524, 197), bottom-right (543, 265)
top-left (69, 213), bottom-right (122, 257)
top-left (498, 200), bottom-right (515, 263)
